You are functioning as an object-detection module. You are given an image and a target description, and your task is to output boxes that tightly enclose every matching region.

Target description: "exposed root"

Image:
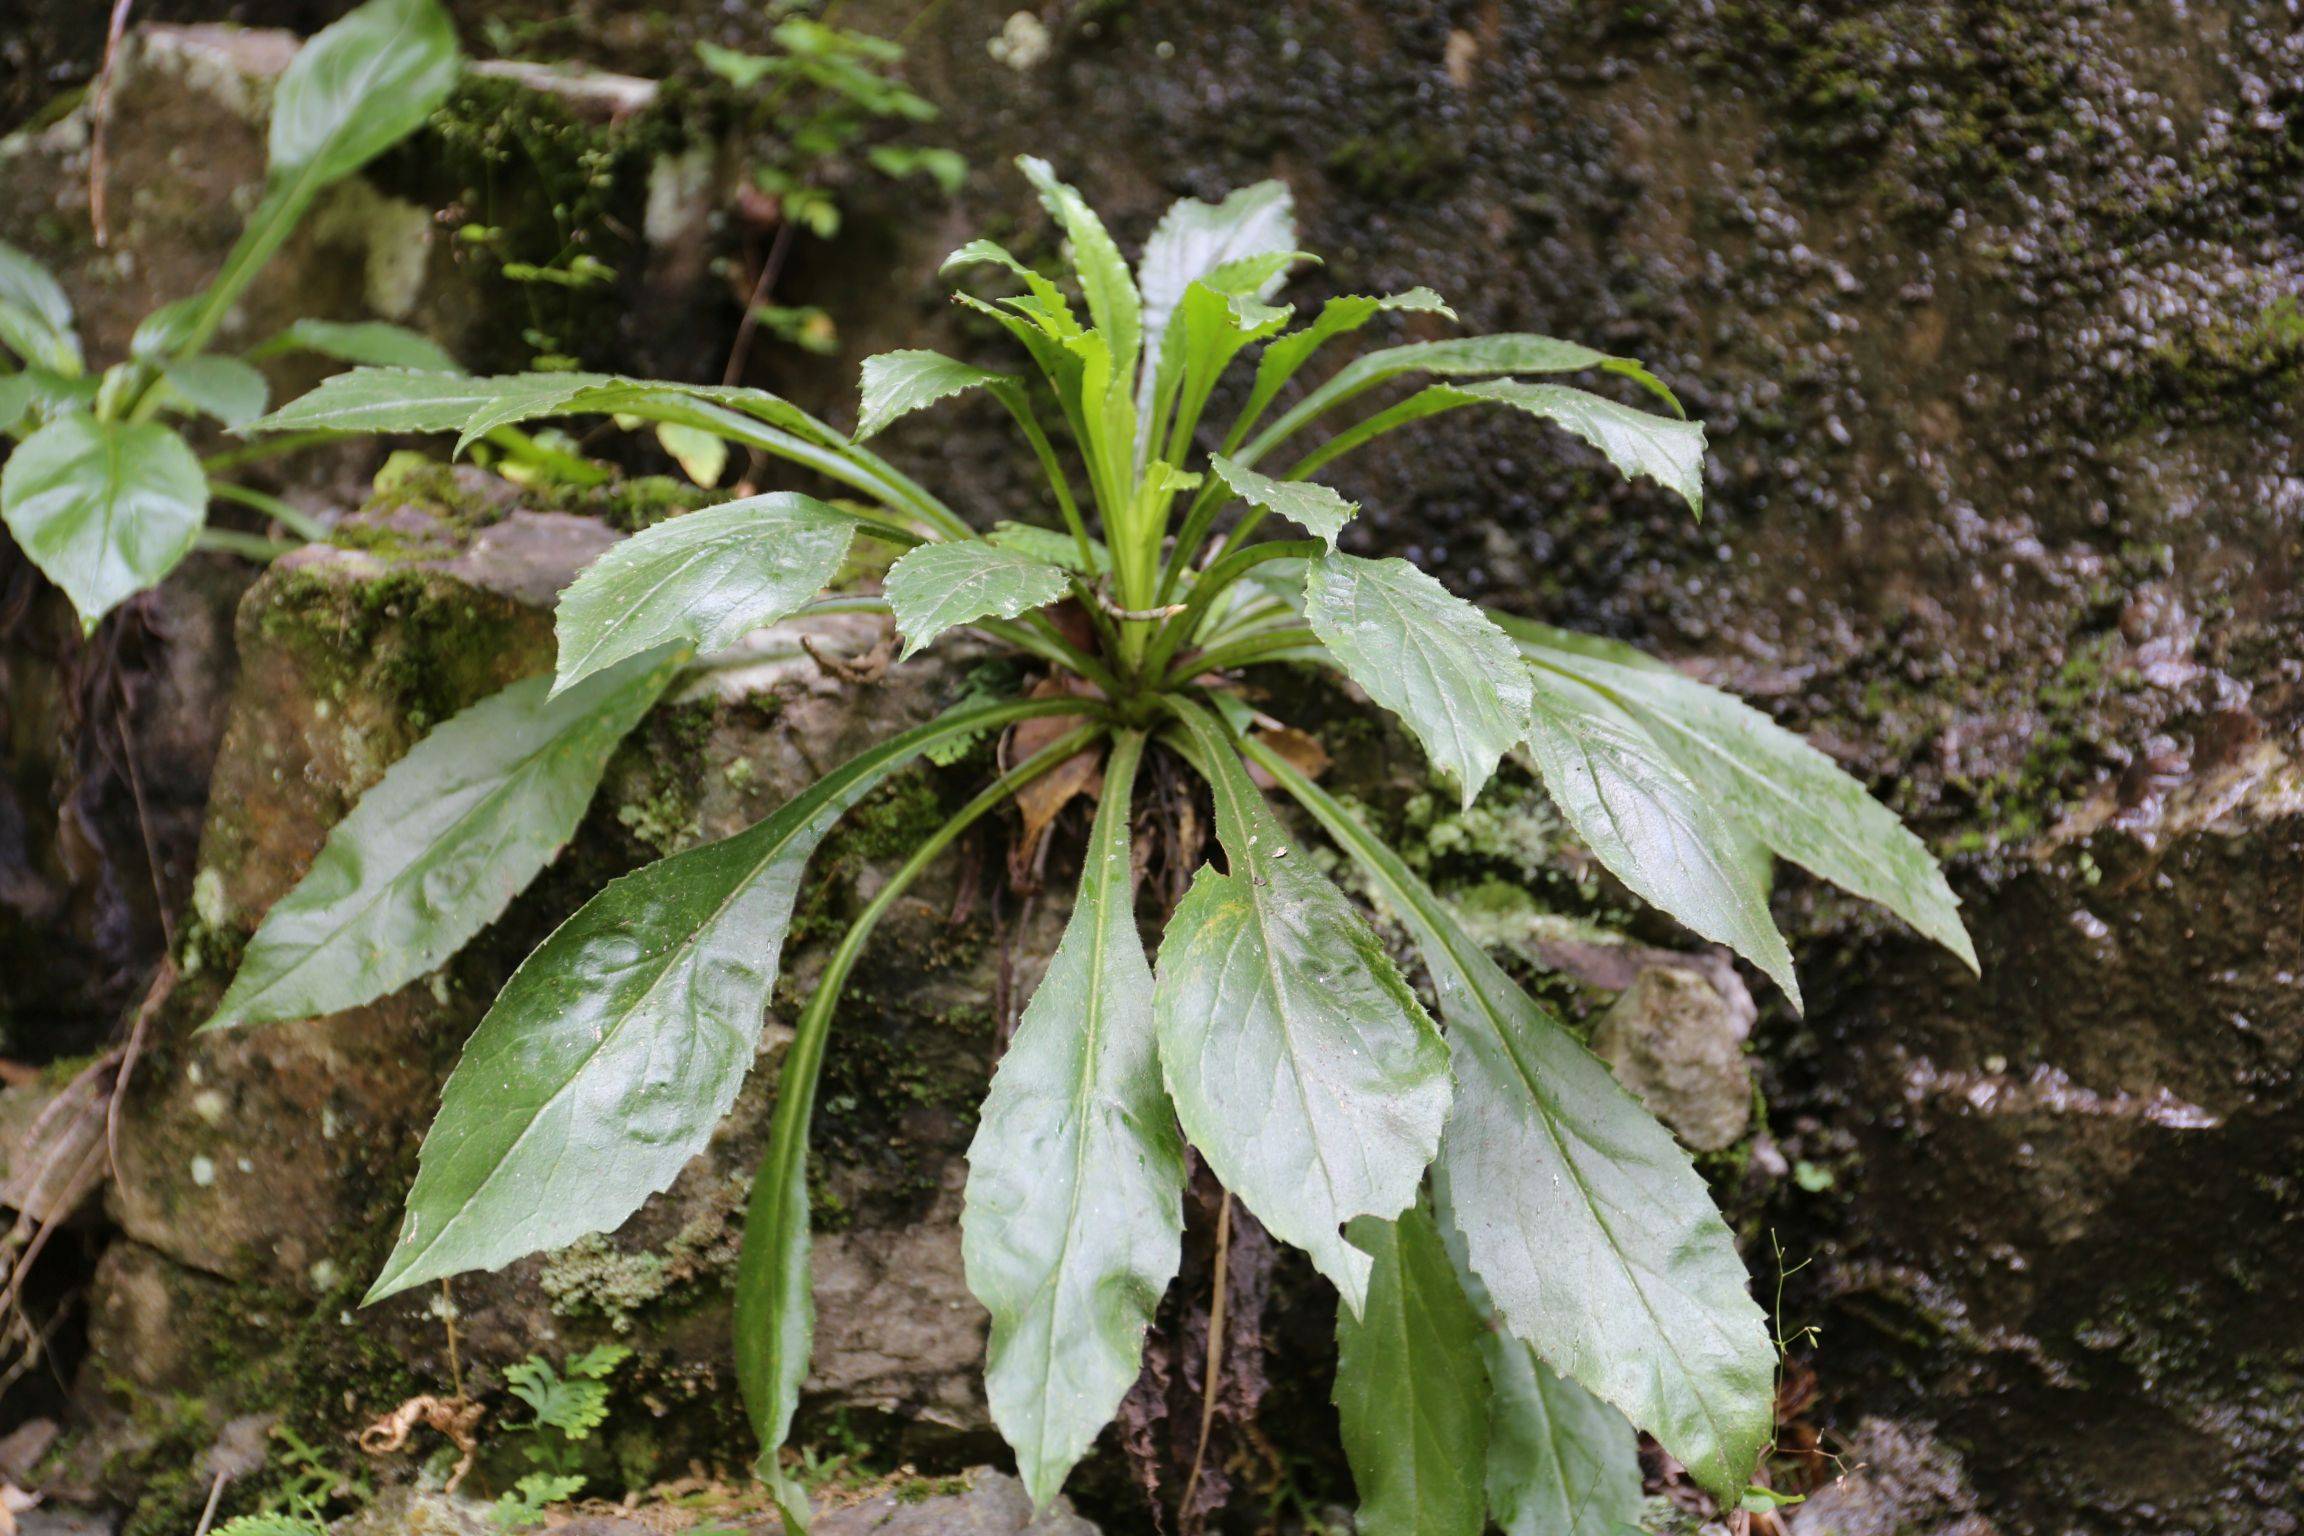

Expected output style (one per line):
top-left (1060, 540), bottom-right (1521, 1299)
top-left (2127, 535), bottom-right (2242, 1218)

top-left (358, 1394), bottom-right (485, 1493)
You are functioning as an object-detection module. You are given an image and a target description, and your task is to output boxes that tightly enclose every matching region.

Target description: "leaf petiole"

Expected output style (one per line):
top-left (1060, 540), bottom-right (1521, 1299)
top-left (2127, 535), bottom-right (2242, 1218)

top-left (734, 717), bottom-right (1108, 1514)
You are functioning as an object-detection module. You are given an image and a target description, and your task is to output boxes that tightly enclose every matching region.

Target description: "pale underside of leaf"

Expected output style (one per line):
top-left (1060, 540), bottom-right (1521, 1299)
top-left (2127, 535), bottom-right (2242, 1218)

top-left (883, 541), bottom-right (1069, 660)
top-left (551, 493), bottom-right (856, 694)
top-left (1153, 701), bottom-right (1451, 1313)
top-left (206, 647), bottom-right (680, 1032)
top-left (1522, 644), bottom-right (1976, 970)
top-left (1517, 663), bottom-right (1800, 1008)
top-left (1135, 179), bottom-right (1297, 418)
top-left (1302, 554), bottom-right (1532, 808)
top-left (963, 733), bottom-right (1184, 1509)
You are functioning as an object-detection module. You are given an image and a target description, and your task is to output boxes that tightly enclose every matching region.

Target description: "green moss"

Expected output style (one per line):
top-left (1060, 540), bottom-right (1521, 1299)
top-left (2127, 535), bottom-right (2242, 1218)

top-left (1324, 124), bottom-right (1467, 199)
top-left (254, 566), bottom-right (540, 737)
top-left (391, 74), bottom-right (693, 370)
top-left (539, 1192), bottom-right (743, 1331)
top-left (607, 700), bottom-right (721, 857)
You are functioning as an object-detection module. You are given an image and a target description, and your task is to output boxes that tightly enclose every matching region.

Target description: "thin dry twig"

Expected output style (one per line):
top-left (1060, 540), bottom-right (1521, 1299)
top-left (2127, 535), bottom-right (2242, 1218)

top-left (87, 0), bottom-right (139, 247)
top-left (1180, 1191), bottom-right (1232, 1516)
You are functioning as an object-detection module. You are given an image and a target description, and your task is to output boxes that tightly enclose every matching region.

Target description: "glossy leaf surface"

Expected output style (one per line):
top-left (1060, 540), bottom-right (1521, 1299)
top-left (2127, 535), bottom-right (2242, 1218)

top-left (267, 0), bottom-right (460, 186)
top-left (365, 700), bottom-right (1040, 1302)
top-left (1251, 749), bottom-right (1776, 1500)
top-left (1303, 554), bottom-right (1531, 807)
top-left (205, 648), bottom-right (680, 1032)
top-left (963, 733), bottom-right (1184, 1508)
top-left (857, 349), bottom-right (1017, 440)
top-left (1433, 379), bottom-right (1705, 517)
top-left (0, 416), bottom-right (205, 629)
top-left (883, 541), bottom-right (1068, 659)
top-left (1153, 701), bottom-right (1450, 1312)
top-left (1207, 455), bottom-right (1355, 547)
top-left (552, 494), bottom-right (857, 693)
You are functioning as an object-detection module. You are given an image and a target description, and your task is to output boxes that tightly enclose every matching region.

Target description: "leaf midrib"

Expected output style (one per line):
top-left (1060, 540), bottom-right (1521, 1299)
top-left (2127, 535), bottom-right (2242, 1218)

top-left (223, 682), bottom-right (614, 1022)
top-left (385, 731), bottom-right (905, 1285)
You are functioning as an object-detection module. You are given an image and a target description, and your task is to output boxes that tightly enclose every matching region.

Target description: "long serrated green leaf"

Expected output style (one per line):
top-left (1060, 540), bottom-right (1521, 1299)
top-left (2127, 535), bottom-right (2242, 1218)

top-left (1521, 642), bottom-right (1976, 970)
top-left (552, 494), bottom-right (857, 695)
top-left (1518, 662), bottom-right (1799, 1008)
top-left (162, 357), bottom-right (271, 428)
top-left (1437, 1206), bottom-right (1643, 1536)
top-left (1302, 553), bottom-right (1531, 808)
top-left (1145, 281), bottom-right (1292, 465)
top-left (1444, 380), bottom-right (1704, 516)
top-left (963, 733), bottom-right (1185, 1509)
top-left (262, 318), bottom-right (462, 372)
top-left (366, 697), bottom-right (1074, 1304)
top-left (734, 715), bottom-right (1106, 1532)
top-left (856, 349), bottom-right (1017, 440)
top-left (1229, 289), bottom-right (1453, 447)
top-left (267, 0), bottom-right (461, 185)
top-left (1287, 376), bottom-right (1705, 520)
top-left (0, 241), bottom-right (81, 374)
top-left (0, 416), bottom-right (205, 630)
top-left (1243, 744), bottom-right (1776, 1501)
top-left (943, 240), bottom-right (1082, 339)
top-left (248, 369), bottom-right (846, 453)
top-left (1017, 157), bottom-right (1140, 380)
top-left (1206, 455), bottom-right (1355, 547)
top-left (1334, 1208), bottom-right (1490, 1536)
top-left (1153, 699), bottom-right (1450, 1313)
top-left (1245, 332), bottom-right (1680, 470)
top-left (883, 542), bottom-right (1069, 660)
top-left (248, 368), bottom-right (607, 435)
top-left (204, 647), bottom-right (681, 1033)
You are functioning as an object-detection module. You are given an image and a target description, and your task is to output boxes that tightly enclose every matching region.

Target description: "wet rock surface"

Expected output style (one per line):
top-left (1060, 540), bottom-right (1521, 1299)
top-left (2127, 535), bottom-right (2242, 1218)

top-left (335, 1471), bottom-right (1097, 1536)
top-left (53, 485), bottom-right (1044, 1527)
top-left (2, 3), bottom-right (2300, 1534)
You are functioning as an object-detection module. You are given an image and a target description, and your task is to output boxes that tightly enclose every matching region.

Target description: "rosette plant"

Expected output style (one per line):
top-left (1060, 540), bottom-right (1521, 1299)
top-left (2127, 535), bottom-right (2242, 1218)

top-left (216, 159), bottom-right (1975, 1533)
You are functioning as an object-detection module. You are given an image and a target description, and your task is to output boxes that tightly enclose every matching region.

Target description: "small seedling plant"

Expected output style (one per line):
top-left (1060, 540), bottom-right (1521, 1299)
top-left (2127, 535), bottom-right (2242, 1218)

top-left (0, 0), bottom-right (469, 631)
top-left (211, 159), bottom-right (1976, 1535)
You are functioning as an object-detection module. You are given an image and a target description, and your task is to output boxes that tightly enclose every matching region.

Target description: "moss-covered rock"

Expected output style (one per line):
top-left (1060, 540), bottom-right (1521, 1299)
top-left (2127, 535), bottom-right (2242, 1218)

top-left (75, 482), bottom-right (1051, 1525)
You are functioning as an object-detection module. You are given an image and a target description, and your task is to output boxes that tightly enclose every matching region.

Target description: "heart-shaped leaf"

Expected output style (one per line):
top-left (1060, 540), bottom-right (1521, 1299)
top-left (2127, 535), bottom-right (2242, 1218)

top-left (0, 416), bottom-right (206, 629)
